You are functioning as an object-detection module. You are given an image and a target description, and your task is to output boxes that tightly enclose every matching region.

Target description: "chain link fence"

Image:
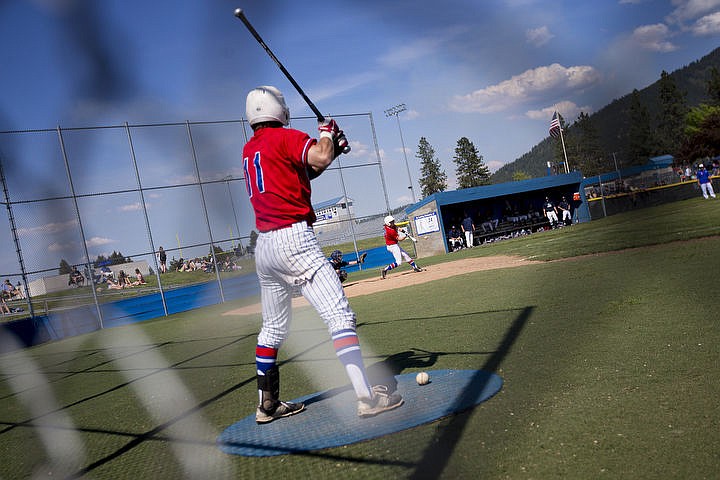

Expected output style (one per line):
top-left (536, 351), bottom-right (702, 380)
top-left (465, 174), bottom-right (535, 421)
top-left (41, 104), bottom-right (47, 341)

top-left (0, 113), bottom-right (393, 339)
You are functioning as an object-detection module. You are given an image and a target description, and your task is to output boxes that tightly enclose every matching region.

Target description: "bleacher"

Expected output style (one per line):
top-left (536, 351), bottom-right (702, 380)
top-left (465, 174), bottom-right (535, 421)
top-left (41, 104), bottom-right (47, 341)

top-left (473, 216), bottom-right (551, 245)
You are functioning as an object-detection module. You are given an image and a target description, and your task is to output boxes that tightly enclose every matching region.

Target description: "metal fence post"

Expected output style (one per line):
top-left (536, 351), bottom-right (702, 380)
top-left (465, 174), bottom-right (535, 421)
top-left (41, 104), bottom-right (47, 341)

top-left (185, 121), bottom-right (225, 302)
top-left (369, 112), bottom-right (392, 214)
top-left (0, 149), bottom-right (35, 317)
top-left (125, 122), bottom-right (168, 316)
top-left (57, 126), bottom-right (104, 329)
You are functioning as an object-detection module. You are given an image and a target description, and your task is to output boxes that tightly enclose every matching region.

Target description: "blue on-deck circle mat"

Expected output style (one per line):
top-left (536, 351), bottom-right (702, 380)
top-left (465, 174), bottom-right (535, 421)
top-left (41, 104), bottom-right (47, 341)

top-left (217, 369), bottom-right (503, 457)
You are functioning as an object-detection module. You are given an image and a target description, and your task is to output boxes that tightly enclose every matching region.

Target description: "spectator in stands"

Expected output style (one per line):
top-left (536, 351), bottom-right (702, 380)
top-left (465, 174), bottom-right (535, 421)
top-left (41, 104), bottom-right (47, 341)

top-left (14, 282), bottom-right (25, 299)
top-left (202, 259), bottom-right (214, 273)
top-left (557, 196), bottom-right (572, 225)
top-left (117, 270), bottom-right (132, 288)
top-left (0, 294), bottom-right (10, 315)
top-left (99, 266), bottom-right (113, 283)
top-left (712, 159), bottom-right (719, 177)
top-left (447, 226), bottom-right (464, 252)
top-left (543, 196), bottom-right (559, 229)
top-left (158, 246), bottom-right (167, 274)
top-left (696, 163), bottom-right (716, 199)
top-left (132, 268), bottom-right (147, 286)
top-left (461, 212), bottom-right (475, 248)
top-left (2, 279), bottom-right (21, 300)
top-left (68, 267), bottom-right (84, 287)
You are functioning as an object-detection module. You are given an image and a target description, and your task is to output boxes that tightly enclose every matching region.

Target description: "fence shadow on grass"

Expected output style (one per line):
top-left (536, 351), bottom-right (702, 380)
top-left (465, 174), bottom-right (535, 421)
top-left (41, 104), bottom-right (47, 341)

top-left (408, 305), bottom-right (534, 480)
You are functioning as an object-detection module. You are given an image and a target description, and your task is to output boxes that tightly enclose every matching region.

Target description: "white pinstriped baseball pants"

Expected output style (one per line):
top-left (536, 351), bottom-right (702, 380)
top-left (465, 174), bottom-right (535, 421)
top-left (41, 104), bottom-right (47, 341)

top-left (255, 221), bottom-right (356, 348)
top-left (386, 243), bottom-right (413, 265)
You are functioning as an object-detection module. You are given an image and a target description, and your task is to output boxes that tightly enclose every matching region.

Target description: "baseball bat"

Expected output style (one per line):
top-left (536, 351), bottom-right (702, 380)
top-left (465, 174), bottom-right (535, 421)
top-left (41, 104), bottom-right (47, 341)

top-left (234, 8), bottom-right (324, 122)
top-left (400, 228), bottom-right (418, 242)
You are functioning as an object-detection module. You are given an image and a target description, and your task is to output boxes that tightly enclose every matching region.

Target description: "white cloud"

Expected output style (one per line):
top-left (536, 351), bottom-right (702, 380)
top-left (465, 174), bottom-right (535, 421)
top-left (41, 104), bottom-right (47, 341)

top-left (526, 26), bottom-right (554, 47)
top-left (667, 0), bottom-right (720, 24)
top-left (449, 64), bottom-right (600, 113)
top-left (47, 236), bottom-right (114, 253)
top-left (118, 202), bottom-right (143, 212)
top-left (619, 0), bottom-right (647, 4)
top-left (404, 109), bottom-right (420, 120)
top-left (17, 219), bottom-right (78, 236)
top-left (692, 11), bottom-right (720, 34)
top-left (630, 23), bottom-right (678, 51)
top-left (48, 242), bottom-right (72, 253)
top-left (377, 25), bottom-right (468, 69)
top-left (486, 159), bottom-right (505, 173)
top-left (525, 101), bottom-right (592, 122)
top-left (310, 71), bottom-right (382, 104)
top-left (344, 139), bottom-right (370, 158)
top-left (86, 237), bottom-right (114, 247)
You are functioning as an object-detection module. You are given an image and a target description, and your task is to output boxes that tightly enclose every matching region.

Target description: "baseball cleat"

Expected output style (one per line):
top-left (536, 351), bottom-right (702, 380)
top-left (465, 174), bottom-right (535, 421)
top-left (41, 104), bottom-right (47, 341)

top-left (357, 385), bottom-right (404, 418)
top-left (255, 400), bottom-right (305, 424)
top-left (381, 269), bottom-right (387, 279)
top-left (413, 266), bottom-right (423, 272)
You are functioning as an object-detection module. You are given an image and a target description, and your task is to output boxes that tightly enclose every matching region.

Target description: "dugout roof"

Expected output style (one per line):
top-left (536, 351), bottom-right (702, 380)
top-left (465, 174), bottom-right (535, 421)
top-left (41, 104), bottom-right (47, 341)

top-left (407, 171), bottom-right (584, 212)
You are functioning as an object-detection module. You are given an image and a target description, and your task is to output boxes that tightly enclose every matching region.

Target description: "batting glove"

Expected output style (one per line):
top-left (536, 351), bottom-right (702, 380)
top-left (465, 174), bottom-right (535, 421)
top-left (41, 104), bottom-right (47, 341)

top-left (319, 119), bottom-right (351, 155)
top-left (335, 132), bottom-right (350, 155)
top-left (318, 119), bottom-right (342, 141)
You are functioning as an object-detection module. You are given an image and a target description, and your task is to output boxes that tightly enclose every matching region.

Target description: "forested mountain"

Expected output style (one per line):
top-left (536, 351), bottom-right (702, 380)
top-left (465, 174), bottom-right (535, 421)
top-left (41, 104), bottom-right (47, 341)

top-left (491, 47), bottom-right (720, 183)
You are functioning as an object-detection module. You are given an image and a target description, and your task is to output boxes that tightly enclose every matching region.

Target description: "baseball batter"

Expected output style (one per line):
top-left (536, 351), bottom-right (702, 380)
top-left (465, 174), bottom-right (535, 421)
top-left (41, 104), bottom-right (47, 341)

top-left (242, 86), bottom-right (403, 424)
top-left (380, 215), bottom-right (422, 279)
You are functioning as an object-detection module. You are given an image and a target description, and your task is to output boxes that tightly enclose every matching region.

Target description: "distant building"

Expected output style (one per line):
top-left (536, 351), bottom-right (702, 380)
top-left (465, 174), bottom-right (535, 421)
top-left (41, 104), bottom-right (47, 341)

top-left (313, 196), bottom-right (354, 225)
top-left (312, 196), bottom-right (355, 237)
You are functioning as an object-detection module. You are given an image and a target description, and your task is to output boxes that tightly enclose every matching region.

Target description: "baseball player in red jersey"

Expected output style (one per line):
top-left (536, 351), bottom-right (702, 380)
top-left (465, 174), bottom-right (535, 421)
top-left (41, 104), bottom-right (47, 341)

top-left (242, 86), bottom-right (403, 424)
top-left (380, 215), bottom-right (422, 279)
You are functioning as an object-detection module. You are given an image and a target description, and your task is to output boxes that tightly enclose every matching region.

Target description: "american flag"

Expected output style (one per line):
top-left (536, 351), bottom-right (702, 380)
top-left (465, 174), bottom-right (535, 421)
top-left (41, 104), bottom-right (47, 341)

top-left (549, 111), bottom-right (562, 138)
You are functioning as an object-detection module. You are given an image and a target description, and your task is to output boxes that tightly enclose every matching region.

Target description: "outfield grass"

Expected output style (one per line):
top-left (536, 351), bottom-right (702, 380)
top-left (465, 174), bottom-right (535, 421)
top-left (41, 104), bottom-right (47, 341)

top-left (0, 197), bottom-right (719, 479)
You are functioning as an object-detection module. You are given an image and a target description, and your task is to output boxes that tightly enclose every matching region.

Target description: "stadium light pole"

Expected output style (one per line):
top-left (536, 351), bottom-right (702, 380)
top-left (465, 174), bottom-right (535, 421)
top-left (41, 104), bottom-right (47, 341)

top-left (384, 104), bottom-right (417, 204)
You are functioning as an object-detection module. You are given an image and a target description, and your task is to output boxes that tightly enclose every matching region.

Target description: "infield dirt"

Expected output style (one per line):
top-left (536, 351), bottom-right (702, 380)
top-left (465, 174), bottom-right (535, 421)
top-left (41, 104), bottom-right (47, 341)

top-left (223, 255), bottom-right (536, 316)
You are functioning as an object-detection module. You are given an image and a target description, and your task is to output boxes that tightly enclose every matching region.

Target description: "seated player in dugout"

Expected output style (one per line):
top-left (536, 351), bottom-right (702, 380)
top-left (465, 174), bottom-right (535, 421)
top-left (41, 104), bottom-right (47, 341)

top-left (329, 250), bottom-right (367, 283)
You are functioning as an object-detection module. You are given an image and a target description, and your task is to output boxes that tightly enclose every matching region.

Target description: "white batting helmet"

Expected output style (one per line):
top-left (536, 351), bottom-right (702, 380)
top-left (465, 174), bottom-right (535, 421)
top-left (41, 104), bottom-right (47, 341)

top-left (384, 215), bottom-right (395, 225)
top-left (246, 86), bottom-right (290, 127)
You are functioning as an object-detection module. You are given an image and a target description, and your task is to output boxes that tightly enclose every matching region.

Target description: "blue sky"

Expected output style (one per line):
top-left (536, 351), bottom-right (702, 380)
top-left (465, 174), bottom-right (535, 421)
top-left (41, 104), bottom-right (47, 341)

top-left (1, 0), bottom-right (719, 276)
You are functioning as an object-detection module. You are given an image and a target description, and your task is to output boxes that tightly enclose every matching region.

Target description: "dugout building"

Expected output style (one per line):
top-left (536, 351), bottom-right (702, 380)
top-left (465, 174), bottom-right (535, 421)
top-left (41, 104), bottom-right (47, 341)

top-left (405, 171), bottom-right (584, 257)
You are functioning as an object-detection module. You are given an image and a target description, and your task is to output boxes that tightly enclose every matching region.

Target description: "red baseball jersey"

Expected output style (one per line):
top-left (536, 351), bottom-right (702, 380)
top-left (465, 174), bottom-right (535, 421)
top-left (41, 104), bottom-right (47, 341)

top-left (242, 126), bottom-right (317, 232)
top-left (384, 224), bottom-right (400, 245)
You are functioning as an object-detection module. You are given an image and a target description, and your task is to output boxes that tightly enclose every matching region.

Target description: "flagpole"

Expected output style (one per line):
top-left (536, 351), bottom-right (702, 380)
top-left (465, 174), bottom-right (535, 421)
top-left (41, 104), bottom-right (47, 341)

top-left (558, 119), bottom-right (570, 174)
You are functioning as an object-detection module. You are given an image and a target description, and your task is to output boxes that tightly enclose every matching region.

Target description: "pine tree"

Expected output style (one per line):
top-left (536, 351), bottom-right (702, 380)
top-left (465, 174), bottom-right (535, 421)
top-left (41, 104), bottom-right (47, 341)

top-left (571, 112), bottom-right (605, 176)
top-left (416, 137), bottom-right (447, 198)
top-left (626, 89), bottom-right (657, 165)
top-left (453, 137), bottom-right (490, 189)
top-left (678, 103), bottom-right (720, 163)
top-left (707, 67), bottom-right (720, 106)
top-left (512, 171), bottom-right (532, 181)
top-left (657, 70), bottom-right (688, 155)
top-left (59, 259), bottom-right (72, 275)
top-left (108, 251), bottom-right (131, 265)
top-left (248, 230), bottom-right (258, 254)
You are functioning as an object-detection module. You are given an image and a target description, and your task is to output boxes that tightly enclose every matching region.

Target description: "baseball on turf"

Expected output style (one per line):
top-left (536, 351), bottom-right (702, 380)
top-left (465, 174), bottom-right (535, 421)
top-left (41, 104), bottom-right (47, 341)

top-left (416, 371), bottom-right (430, 385)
